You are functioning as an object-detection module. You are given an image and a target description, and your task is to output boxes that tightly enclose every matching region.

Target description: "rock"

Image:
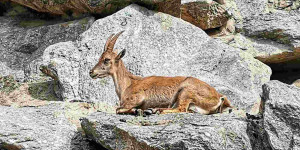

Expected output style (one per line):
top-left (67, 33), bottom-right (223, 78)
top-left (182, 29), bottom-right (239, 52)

top-left (222, 0), bottom-right (300, 66)
top-left (228, 33), bottom-right (292, 58)
top-left (70, 132), bottom-right (106, 150)
top-left (180, 0), bottom-right (229, 30)
top-left (262, 80), bottom-right (300, 149)
top-left (242, 11), bottom-right (300, 49)
top-left (225, 0), bottom-right (300, 48)
top-left (8, 0), bottom-right (179, 17)
top-left (181, 0), bottom-right (213, 4)
top-left (9, 0), bottom-right (132, 15)
top-left (41, 4), bottom-right (271, 113)
top-left (0, 103), bottom-right (77, 150)
top-left (81, 111), bottom-right (252, 150)
top-left (292, 79), bottom-right (300, 87)
top-left (0, 15), bottom-right (95, 82)
top-left (227, 0), bottom-right (300, 49)
top-left (223, 0), bottom-right (267, 29)
top-left (266, 0), bottom-right (300, 11)
top-left (155, 0), bottom-right (181, 17)
top-left (255, 50), bottom-right (300, 64)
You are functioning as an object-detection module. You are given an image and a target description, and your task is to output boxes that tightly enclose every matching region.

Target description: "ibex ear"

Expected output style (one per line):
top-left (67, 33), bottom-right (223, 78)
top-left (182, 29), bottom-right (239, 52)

top-left (116, 49), bottom-right (126, 62)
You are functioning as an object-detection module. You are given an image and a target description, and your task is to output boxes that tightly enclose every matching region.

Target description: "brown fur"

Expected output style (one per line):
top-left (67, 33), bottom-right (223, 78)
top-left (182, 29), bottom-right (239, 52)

top-left (90, 31), bottom-right (233, 115)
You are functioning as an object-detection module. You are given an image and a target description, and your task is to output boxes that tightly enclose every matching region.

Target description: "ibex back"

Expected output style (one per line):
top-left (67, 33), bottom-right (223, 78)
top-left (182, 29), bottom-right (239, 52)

top-left (90, 31), bottom-right (233, 115)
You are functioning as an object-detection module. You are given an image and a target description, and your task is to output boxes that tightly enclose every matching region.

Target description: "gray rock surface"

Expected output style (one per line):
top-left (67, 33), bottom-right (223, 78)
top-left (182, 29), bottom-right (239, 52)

top-left (42, 4), bottom-right (271, 113)
top-left (81, 111), bottom-right (252, 150)
top-left (0, 16), bottom-right (95, 82)
top-left (228, 33), bottom-right (293, 57)
top-left (242, 11), bottom-right (300, 49)
top-left (0, 103), bottom-right (77, 150)
top-left (229, 0), bottom-right (300, 50)
top-left (262, 80), bottom-right (300, 149)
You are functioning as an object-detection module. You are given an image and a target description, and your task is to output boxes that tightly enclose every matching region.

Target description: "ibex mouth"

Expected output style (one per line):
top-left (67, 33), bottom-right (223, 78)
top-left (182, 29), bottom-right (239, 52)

top-left (97, 74), bottom-right (108, 78)
top-left (90, 74), bottom-right (108, 79)
top-left (90, 74), bottom-right (97, 79)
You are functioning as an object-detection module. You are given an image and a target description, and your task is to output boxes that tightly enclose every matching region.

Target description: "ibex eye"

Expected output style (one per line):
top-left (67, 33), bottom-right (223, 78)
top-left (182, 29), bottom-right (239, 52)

top-left (104, 58), bottom-right (110, 64)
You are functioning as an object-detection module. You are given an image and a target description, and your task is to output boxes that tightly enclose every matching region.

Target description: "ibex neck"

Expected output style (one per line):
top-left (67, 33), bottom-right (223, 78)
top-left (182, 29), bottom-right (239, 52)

top-left (112, 61), bottom-right (141, 99)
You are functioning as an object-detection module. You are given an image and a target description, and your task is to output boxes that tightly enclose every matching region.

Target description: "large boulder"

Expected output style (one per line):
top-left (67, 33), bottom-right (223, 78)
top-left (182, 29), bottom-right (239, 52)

top-left (241, 10), bottom-right (300, 64)
top-left (180, 0), bottom-right (229, 30)
top-left (228, 33), bottom-right (292, 58)
top-left (242, 11), bottom-right (300, 50)
top-left (219, 0), bottom-right (300, 85)
top-left (42, 4), bottom-right (271, 113)
top-left (224, 0), bottom-right (300, 49)
top-left (262, 80), bottom-right (300, 149)
top-left (0, 104), bottom-right (77, 150)
top-left (0, 102), bottom-right (110, 150)
top-left (266, 0), bottom-right (300, 11)
top-left (81, 111), bottom-right (252, 150)
top-left (292, 79), bottom-right (300, 87)
top-left (0, 14), bottom-right (95, 82)
top-left (8, 0), bottom-right (180, 17)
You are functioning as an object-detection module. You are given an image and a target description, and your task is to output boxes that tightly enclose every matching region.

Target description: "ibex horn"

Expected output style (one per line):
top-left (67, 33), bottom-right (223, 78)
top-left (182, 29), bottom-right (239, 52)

top-left (104, 33), bottom-right (115, 51)
top-left (105, 31), bottom-right (125, 52)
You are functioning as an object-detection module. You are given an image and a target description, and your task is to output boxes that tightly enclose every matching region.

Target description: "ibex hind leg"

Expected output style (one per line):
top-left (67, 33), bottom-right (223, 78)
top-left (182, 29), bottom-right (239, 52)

top-left (116, 108), bottom-right (137, 115)
top-left (160, 99), bottom-right (193, 114)
top-left (188, 103), bottom-right (210, 114)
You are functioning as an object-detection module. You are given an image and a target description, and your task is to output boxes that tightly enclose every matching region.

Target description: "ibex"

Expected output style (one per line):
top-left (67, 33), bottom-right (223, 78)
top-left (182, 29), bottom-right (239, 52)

top-left (90, 31), bottom-right (233, 115)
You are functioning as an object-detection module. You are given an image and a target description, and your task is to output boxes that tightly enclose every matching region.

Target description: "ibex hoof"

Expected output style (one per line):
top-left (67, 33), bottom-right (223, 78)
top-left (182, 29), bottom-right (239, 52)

top-left (143, 109), bottom-right (153, 116)
top-left (144, 108), bottom-right (160, 115)
top-left (134, 109), bottom-right (144, 116)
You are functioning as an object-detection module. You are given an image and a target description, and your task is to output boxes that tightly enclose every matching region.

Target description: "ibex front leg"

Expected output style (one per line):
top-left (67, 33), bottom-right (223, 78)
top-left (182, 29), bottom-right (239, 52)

top-left (116, 96), bottom-right (145, 115)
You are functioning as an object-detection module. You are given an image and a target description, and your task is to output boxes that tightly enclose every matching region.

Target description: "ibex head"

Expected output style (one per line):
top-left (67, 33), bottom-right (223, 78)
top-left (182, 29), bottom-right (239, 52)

top-left (89, 31), bottom-right (126, 79)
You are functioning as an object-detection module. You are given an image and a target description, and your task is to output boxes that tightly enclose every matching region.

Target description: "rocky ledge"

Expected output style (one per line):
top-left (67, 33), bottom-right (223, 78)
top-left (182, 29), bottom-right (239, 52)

top-left (81, 80), bottom-right (300, 150)
top-left (81, 111), bottom-right (251, 150)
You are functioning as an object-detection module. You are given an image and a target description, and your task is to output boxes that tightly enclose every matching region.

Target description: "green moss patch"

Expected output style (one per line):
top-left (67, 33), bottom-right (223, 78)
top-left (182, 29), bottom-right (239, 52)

top-left (254, 29), bottom-right (291, 45)
top-left (19, 20), bottom-right (46, 27)
top-left (0, 75), bottom-right (21, 93)
top-left (6, 4), bottom-right (27, 17)
top-left (52, 0), bottom-right (68, 4)
top-left (28, 81), bottom-right (60, 101)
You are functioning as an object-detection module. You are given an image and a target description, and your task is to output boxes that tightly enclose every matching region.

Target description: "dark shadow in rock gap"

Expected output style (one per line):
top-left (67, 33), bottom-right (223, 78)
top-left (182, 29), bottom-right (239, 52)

top-left (70, 131), bottom-right (108, 150)
top-left (204, 26), bottom-right (229, 38)
top-left (246, 98), bottom-right (272, 150)
top-left (268, 58), bottom-right (300, 84)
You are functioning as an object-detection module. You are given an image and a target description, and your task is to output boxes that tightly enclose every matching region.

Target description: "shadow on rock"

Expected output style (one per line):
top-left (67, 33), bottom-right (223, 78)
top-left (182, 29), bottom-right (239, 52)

top-left (70, 131), bottom-right (108, 150)
top-left (28, 80), bottom-right (62, 101)
top-left (246, 113), bottom-right (272, 150)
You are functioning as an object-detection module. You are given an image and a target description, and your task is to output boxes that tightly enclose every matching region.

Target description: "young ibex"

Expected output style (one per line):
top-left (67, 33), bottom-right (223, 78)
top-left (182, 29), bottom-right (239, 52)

top-left (90, 31), bottom-right (233, 115)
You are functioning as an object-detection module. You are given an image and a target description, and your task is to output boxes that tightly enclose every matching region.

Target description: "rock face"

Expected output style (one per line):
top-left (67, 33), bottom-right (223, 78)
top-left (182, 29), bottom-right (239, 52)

top-left (81, 112), bottom-right (252, 150)
top-left (8, 0), bottom-right (180, 17)
top-left (292, 79), bottom-right (300, 87)
top-left (9, 0), bottom-right (133, 15)
top-left (181, 0), bottom-right (229, 30)
top-left (242, 10), bottom-right (300, 63)
top-left (262, 80), bottom-right (300, 149)
top-left (228, 33), bottom-right (292, 58)
top-left (226, 0), bottom-right (300, 64)
top-left (266, 0), bottom-right (300, 11)
top-left (242, 11), bottom-right (300, 50)
top-left (0, 15), bottom-right (95, 82)
top-left (0, 103), bottom-right (77, 150)
top-left (42, 4), bottom-right (271, 113)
